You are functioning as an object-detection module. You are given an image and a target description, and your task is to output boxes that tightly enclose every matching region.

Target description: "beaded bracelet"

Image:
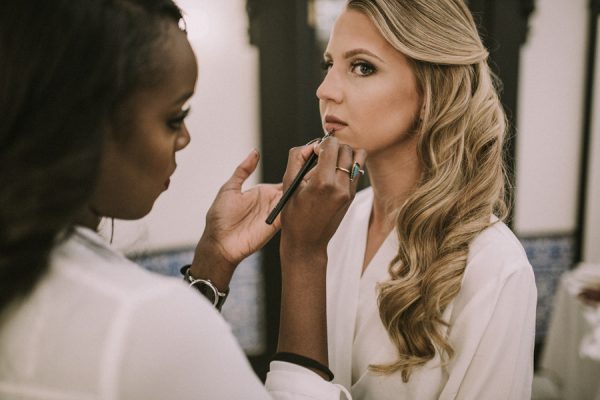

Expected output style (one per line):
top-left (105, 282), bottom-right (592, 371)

top-left (271, 352), bottom-right (334, 381)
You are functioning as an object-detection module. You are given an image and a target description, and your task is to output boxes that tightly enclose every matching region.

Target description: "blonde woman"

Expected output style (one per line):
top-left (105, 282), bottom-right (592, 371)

top-left (319, 0), bottom-right (537, 399)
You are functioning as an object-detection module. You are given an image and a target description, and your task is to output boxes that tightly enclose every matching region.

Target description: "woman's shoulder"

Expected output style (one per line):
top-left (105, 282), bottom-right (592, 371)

top-left (469, 220), bottom-right (529, 267)
top-left (442, 219), bottom-right (537, 329)
top-left (461, 219), bottom-right (534, 291)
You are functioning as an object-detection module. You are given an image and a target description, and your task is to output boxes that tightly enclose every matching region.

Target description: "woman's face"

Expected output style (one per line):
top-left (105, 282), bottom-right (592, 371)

top-left (90, 22), bottom-right (198, 221)
top-left (317, 9), bottom-right (421, 157)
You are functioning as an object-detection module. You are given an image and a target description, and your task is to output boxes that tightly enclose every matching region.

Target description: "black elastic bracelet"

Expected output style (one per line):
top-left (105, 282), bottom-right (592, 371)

top-left (271, 352), bottom-right (334, 381)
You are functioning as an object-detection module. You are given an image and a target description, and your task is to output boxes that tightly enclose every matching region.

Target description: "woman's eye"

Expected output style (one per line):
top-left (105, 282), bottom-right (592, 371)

top-left (351, 61), bottom-right (376, 76)
top-left (320, 60), bottom-right (332, 71)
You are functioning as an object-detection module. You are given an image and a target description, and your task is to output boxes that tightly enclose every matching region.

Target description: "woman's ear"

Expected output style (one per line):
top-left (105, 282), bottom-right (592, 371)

top-left (419, 101), bottom-right (426, 122)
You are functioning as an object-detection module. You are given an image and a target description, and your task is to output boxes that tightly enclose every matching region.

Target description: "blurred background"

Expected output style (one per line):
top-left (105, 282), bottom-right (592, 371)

top-left (100, 0), bottom-right (600, 397)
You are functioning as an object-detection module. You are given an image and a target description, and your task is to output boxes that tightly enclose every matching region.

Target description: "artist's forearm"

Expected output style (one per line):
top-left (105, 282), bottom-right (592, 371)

top-left (277, 249), bottom-right (329, 367)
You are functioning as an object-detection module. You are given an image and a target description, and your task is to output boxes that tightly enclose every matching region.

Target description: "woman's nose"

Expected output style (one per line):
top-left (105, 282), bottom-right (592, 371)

top-left (316, 69), bottom-right (343, 104)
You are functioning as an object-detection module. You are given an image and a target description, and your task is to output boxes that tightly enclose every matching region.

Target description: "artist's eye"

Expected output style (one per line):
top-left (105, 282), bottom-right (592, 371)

top-left (351, 61), bottom-right (376, 76)
top-left (168, 107), bottom-right (190, 131)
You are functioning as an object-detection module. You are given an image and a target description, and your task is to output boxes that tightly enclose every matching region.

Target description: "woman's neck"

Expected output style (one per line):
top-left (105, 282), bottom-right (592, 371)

top-left (366, 137), bottom-right (421, 232)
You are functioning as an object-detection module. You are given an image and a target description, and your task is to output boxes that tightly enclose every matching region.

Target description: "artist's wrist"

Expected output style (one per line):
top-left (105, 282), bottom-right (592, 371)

top-left (280, 243), bottom-right (327, 270)
top-left (280, 232), bottom-right (328, 262)
top-left (190, 238), bottom-right (236, 292)
top-left (280, 249), bottom-right (327, 272)
top-left (280, 247), bottom-right (328, 287)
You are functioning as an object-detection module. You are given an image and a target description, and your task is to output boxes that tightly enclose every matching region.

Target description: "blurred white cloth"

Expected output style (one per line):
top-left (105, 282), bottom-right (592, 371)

top-left (564, 262), bottom-right (600, 361)
top-left (539, 263), bottom-right (600, 400)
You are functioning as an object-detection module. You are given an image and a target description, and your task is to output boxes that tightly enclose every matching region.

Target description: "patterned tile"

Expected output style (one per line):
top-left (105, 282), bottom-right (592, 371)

top-left (520, 235), bottom-right (576, 340)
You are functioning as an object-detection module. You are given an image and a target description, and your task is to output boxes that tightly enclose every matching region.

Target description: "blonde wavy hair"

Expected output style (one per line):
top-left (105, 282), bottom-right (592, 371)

top-left (346, 0), bottom-right (510, 381)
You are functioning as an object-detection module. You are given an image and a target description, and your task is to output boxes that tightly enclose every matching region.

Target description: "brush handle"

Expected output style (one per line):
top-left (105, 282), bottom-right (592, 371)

top-left (265, 152), bottom-right (318, 225)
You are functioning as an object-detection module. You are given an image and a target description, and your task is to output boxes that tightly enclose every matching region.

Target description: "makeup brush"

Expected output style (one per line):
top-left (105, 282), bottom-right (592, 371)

top-left (265, 132), bottom-right (332, 225)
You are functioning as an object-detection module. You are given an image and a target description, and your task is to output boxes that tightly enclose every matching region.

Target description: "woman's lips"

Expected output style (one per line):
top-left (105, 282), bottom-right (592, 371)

top-left (324, 122), bottom-right (347, 133)
top-left (324, 116), bottom-right (347, 133)
top-left (163, 178), bottom-right (170, 190)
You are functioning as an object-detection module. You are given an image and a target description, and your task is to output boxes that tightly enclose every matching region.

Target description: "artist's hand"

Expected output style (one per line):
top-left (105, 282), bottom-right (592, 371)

top-left (280, 137), bottom-right (367, 260)
top-left (276, 137), bottom-right (366, 366)
top-left (190, 149), bottom-right (282, 288)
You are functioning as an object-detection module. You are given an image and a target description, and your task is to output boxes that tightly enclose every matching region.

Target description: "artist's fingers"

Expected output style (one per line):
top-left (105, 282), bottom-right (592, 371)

top-left (282, 144), bottom-right (314, 190)
top-left (221, 149), bottom-right (259, 192)
top-left (334, 144), bottom-right (354, 184)
top-left (310, 136), bottom-right (340, 184)
top-left (301, 139), bottom-right (327, 182)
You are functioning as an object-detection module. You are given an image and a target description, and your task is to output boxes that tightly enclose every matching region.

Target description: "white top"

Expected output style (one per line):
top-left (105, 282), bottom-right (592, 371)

top-left (326, 188), bottom-right (537, 400)
top-left (0, 227), bottom-right (350, 400)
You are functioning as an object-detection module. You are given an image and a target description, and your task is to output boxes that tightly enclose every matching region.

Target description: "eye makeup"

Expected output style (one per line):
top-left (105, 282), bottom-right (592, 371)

top-left (167, 107), bottom-right (190, 130)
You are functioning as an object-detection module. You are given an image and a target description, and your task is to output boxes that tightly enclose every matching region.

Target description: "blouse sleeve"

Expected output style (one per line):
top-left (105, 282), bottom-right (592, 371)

top-left (439, 264), bottom-right (537, 400)
top-left (113, 281), bottom-right (349, 400)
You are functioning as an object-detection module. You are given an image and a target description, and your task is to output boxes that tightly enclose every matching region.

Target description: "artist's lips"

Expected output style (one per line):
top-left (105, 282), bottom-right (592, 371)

top-left (164, 167), bottom-right (176, 190)
top-left (324, 115), bottom-right (348, 133)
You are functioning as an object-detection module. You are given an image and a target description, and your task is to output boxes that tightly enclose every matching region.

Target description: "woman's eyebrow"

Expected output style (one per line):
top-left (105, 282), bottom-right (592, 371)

top-left (343, 48), bottom-right (384, 61)
top-left (323, 48), bottom-right (384, 62)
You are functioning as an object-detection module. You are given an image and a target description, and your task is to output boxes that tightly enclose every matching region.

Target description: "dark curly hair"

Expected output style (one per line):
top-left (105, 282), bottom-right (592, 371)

top-left (0, 0), bottom-right (184, 318)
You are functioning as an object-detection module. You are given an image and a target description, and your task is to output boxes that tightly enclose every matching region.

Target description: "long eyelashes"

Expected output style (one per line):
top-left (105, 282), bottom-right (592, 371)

top-left (319, 59), bottom-right (376, 77)
top-left (168, 107), bottom-right (191, 130)
top-left (351, 61), bottom-right (376, 76)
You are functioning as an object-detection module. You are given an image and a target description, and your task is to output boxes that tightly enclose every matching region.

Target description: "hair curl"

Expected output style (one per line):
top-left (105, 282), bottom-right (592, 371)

top-left (0, 0), bottom-right (183, 319)
top-left (346, 0), bottom-right (510, 381)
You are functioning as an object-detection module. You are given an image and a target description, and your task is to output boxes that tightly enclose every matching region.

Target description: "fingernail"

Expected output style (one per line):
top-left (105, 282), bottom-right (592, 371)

top-left (306, 137), bottom-right (320, 146)
top-left (320, 131), bottom-right (334, 143)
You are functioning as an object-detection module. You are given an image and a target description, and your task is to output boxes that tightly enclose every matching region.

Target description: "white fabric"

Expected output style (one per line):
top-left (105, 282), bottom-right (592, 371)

top-left (0, 227), bottom-right (349, 400)
top-left (562, 262), bottom-right (600, 361)
top-left (540, 266), bottom-right (600, 400)
top-left (326, 188), bottom-right (537, 400)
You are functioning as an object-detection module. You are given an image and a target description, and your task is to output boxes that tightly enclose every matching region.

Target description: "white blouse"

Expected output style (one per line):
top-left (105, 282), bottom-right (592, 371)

top-left (0, 227), bottom-right (349, 400)
top-left (326, 188), bottom-right (537, 399)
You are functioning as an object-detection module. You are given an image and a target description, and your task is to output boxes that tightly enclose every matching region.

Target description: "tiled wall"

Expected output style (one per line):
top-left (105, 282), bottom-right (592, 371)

top-left (520, 235), bottom-right (576, 340)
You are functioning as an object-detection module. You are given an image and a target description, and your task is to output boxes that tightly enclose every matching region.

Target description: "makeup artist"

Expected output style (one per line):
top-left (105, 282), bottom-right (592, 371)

top-left (0, 1), bottom-right (365, 399)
